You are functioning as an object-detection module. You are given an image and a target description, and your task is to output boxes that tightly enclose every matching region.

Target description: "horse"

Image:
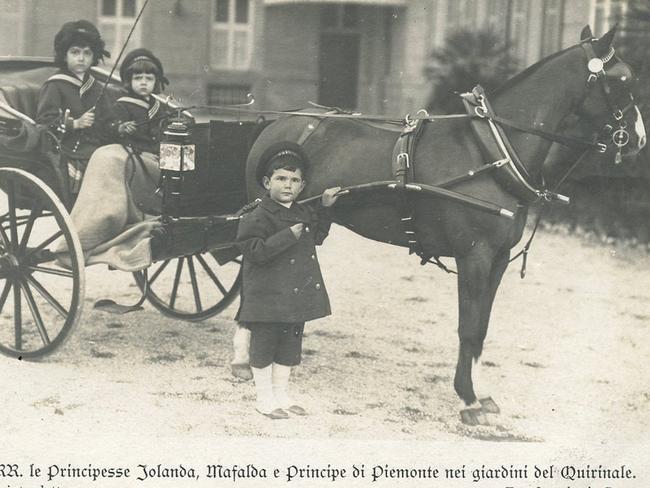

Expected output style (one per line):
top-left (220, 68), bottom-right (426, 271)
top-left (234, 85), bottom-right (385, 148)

top-left (241, 26), bottom-right (647, 425)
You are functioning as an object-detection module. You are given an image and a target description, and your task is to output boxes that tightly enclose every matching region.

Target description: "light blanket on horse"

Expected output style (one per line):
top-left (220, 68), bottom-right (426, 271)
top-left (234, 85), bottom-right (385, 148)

top-left (56, 143), bottom-right (162, 271)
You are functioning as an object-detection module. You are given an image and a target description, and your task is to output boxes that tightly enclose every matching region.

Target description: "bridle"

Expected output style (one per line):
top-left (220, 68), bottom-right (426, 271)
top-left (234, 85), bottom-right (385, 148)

top-left (580, 40), bottom-right (636, 163)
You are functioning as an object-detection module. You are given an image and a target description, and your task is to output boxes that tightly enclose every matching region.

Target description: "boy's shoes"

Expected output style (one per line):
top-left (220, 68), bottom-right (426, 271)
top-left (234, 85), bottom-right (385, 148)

top-left (286, 405), bottom-right (307, 416)
top-left (231, 363), bottom-right (253, 381)
top-left (256, 408), bottom-right (289, 420)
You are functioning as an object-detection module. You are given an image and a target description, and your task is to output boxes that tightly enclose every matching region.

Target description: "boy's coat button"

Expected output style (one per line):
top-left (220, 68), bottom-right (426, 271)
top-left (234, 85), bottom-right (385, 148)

top-left (311, 254), bottom-right (315, 260)
top-left (293, 288), bottom-right (299, 294)
top-left (315, 283), bottom-right (321, 290)
top-left (290, 258), bottom-right (296, 264)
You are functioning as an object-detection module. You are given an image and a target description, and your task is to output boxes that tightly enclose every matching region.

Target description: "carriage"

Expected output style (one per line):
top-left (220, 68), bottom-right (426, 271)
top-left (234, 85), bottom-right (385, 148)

top-left (1, 25), bottom-right (646, 424)
top-left (0, 56), bottom-right (270, 359)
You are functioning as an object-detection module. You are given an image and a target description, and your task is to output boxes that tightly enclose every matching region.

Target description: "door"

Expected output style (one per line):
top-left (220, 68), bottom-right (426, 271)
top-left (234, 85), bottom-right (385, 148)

top-left (318, 32), bottom-right (360, 110)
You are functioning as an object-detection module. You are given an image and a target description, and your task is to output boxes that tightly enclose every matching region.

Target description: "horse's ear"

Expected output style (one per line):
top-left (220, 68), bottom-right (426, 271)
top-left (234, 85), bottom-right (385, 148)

top-left (594, 25), bottom-right (617, 55)
top-left (580, 25), bottom-right (593, 41)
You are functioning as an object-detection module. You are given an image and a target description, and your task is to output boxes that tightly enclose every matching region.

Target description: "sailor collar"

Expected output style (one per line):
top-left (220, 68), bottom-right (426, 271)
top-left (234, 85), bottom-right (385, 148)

top-left (47, 71), bottom-right (96, 96)
top-left (117, 96), bottom-right (161, 118)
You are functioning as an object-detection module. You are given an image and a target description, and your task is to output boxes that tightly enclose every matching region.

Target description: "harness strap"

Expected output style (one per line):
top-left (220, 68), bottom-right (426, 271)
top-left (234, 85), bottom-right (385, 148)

top-left (486, 112), bottom-right (605, 152)
top-left (392, 118), bottom-right (456, 270)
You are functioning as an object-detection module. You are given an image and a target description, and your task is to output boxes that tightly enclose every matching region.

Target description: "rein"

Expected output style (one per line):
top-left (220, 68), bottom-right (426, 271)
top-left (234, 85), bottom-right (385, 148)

top-left (503, 42), bottom-right (636, 277)
top-left (396, 40), bottom-right (636, 276)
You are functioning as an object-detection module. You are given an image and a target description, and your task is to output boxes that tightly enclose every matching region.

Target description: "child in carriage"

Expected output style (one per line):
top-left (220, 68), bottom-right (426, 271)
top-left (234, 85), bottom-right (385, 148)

top-left (36, 19), bottom-right (112, 194)
top-left (59, 48), bottom-right (171, 264)
top-left (236, 147), bottom-right (341, 419)
top-left (110, 48), bottom-right (170, 157)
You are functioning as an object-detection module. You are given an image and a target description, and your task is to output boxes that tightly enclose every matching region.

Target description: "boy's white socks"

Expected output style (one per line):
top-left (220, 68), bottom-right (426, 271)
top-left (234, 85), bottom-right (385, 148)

top-left (272, 363), bottom-right (293, 408)
top-left (251, 365), bottom-right (276, 414)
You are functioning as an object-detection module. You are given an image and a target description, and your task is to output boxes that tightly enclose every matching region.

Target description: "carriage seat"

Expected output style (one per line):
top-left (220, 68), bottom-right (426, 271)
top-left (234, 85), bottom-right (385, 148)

top-left (0, 83), bottom-right (41, 120)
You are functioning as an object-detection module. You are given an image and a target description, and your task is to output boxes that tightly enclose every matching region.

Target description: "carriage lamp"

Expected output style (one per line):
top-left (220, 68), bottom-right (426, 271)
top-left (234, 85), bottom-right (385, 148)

top-left (159, 116), bottom-right (195, 217)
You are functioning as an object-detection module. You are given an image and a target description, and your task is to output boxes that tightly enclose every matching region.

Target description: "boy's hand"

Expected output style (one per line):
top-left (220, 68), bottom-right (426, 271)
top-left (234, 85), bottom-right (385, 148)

top-left (118, 121), bottom-right (137, 135)
top-left (290, 223), bottom-right (304, 239)
top-left (322, 187), bottom-right (342, 207)
top-left (73, 110), bottom-right (95, 129)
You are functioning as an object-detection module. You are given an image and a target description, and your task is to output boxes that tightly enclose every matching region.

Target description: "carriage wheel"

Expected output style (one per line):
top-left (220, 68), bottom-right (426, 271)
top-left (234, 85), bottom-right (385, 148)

top-left (0, 168), bottom-right (84, 359)
top-left (132, 252), bottom-right (241, 321)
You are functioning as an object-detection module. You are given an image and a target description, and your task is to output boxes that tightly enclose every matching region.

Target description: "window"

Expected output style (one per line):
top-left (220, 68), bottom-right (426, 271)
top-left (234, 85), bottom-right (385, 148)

top-left (211, 0), bottom-right (254, 70)
top-left (0, 0), bottom-right (25, 55)
top-left (208, 84), bottom-right (251, 106)
top-left (540, 0), bottom-right (564, 57)
top-left (97, 0), bottom-right (142, 65)
top-left (590, 0), bottom-right (627, 37)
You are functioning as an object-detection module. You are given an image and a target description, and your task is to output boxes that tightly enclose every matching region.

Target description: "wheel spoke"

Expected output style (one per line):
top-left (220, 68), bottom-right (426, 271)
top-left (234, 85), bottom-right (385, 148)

top-left (1, 213), bottom-right (38, 227)
top-left (13, 278), bottom-right (21, 350)
top-left (148, 259), bottom-right (171, 286)
top-left (28, 265), bottom-right (74, 278)
top-left (0, 224), bottom-right (10, 248)
top-left (0, 279), bottom-right (11, 315)
top-left (19, 205), bottom-right (43, 252)
top-left (187, 256), bottom-right (203, 312)
top-left (195, 254), bottom-right (227, 296)
top-left (169, 257), bottom-right (184, 309)
top-left (25, 274), bottom-right (68, 319)
top-left (7, 182), bottom-right (18, 252)
top-left (20, 279), bottom-right (51, 346)
top-left (24, 230), bottom-right (63, 258)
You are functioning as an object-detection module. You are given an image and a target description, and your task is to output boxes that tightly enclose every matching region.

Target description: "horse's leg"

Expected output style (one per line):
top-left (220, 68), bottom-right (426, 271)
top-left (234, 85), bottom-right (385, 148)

top-left (454, 247), bottom-right (496, 426)
top-left (474, 248), bottom-right (510, 415)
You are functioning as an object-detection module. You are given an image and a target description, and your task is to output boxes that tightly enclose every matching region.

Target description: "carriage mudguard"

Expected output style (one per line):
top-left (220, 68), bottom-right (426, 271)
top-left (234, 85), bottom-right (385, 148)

top-left (0, 117), bottom-right (41, 152)
top-left (462, 86), bottom-right (542, 203)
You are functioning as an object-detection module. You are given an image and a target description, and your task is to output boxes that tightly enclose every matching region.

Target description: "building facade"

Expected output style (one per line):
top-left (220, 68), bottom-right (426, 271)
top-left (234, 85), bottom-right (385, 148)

top-left (0, 0), bottom-right (634, 114)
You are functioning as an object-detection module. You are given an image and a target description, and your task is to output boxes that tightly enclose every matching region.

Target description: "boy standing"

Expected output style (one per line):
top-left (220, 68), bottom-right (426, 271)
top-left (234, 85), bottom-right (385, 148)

top-left (236, 148), bottom-right (340, 419)
top-left (36, 20), bottom-right (111, 194)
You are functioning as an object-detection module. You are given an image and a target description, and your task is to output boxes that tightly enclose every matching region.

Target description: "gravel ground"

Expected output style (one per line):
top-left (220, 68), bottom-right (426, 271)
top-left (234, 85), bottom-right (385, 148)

top-left (2, 224), bottom-right (650, 486)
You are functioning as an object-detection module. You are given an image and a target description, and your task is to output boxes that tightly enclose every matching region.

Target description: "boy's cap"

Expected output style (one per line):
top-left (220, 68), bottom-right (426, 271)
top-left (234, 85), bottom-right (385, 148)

top-left (256, 142), bottom-right (308, 186)
top-left (54, 20), bottom-right (110, 62)
top-left (120, 48), bottom-right (170, 89)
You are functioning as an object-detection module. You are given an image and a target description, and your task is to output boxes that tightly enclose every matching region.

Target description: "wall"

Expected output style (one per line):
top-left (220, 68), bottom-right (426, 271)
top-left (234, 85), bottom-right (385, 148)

top-left (261, 5), bottom-right (321, 109)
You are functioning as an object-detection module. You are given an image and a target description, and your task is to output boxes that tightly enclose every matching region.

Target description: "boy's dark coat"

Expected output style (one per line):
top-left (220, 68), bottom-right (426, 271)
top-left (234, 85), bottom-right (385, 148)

top-left (235, 195), bottom-right (332, 323)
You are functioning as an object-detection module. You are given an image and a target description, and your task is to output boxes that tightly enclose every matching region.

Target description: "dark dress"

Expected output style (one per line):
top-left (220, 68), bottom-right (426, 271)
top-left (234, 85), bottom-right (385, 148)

top-left (109, 95), bottom-right (165, 154)
top-left (36, 70), bottom-right (112, 192)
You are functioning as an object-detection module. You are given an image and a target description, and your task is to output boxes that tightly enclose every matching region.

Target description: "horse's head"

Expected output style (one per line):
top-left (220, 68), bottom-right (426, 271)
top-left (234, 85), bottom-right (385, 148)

top-left (574, 26), bottom-right (646, 162)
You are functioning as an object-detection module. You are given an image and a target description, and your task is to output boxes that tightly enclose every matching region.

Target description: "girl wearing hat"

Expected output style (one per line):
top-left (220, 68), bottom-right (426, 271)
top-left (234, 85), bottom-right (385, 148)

top-left (36, 19), bottom-right (112, 194)
top-left (109, 48), bottom-right (170, 155)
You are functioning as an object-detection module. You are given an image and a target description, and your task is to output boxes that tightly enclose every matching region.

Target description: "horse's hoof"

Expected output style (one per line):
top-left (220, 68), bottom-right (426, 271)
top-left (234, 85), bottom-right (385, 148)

top-left (479, 396), bottom-right (501, 414)
top-left (460, 407), bottom-right (488, 426)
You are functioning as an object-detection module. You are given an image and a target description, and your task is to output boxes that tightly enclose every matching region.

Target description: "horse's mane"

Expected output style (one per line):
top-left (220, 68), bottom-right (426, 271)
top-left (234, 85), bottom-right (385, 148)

top-left (491, 44), bottom-right (579, 97)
